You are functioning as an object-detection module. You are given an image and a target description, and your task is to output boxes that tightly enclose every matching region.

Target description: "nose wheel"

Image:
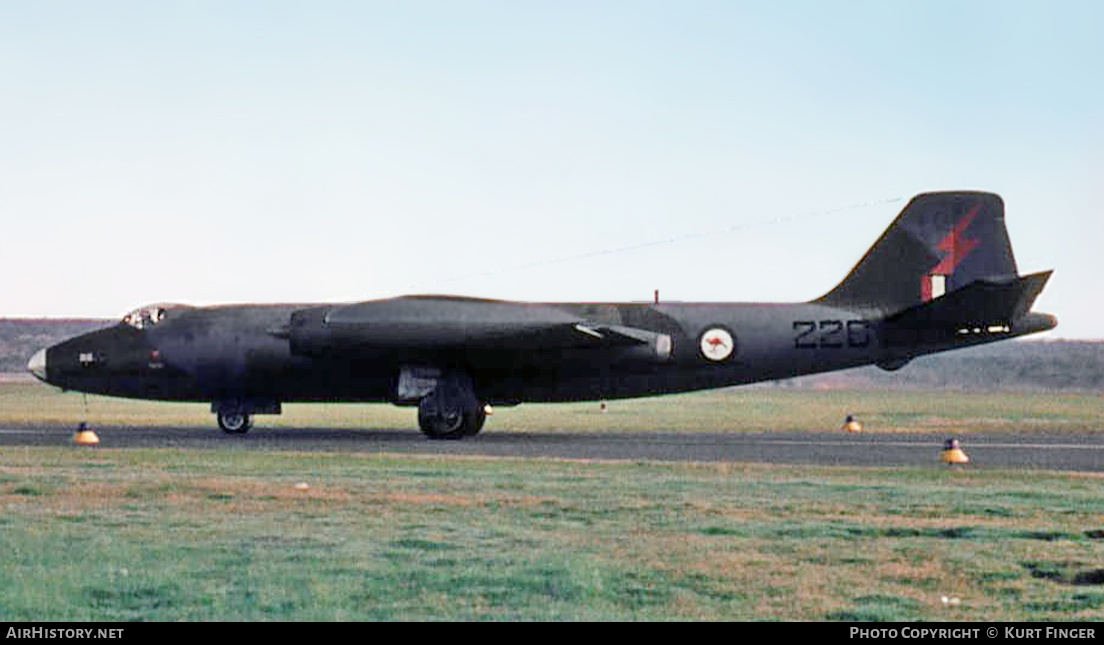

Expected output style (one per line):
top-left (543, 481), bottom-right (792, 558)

top-left (218, 411), bottom-right (254, 434)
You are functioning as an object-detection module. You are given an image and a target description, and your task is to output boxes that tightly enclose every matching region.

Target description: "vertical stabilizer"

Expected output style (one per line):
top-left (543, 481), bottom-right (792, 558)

top-left (816, 192), bottom-right (1018, 314)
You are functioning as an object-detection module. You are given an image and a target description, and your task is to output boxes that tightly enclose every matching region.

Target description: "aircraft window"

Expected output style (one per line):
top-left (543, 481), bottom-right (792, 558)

top-left (122, 305), bottom-right (168, 330)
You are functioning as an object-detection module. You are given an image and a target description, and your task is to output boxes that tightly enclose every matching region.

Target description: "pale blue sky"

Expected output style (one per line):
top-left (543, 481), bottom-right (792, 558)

top-left (1, 1), bottom-right (1100, 337)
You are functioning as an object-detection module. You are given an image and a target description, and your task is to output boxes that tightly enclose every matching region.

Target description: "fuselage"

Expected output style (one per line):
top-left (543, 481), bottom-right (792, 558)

top-left (31, 296), bottom-right (1048, 407)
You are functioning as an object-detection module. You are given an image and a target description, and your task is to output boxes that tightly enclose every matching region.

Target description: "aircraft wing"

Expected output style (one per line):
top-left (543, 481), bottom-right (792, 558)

top-left (279, 296), bottom-right (672, 360)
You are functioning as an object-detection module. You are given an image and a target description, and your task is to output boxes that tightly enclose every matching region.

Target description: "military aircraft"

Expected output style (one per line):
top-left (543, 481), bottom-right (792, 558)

top-left (28, 191), bottom-right (1055, 439)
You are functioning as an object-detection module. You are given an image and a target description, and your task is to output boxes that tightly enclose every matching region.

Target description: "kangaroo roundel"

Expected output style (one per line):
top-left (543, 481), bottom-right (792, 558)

top-left (699, 327), bottom-right (735, 361)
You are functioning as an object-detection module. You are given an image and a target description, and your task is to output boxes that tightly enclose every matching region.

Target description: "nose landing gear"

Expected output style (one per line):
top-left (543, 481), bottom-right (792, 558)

top-left (213, 399), bottom-right (279, 435)
top-left (217, 411), bottom-right (254, 434)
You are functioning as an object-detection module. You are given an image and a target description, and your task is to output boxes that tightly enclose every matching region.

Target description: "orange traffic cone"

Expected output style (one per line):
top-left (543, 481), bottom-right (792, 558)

top-left (942, 438), bottom-right (969, 465)
top-left (72, 422), bottom-right (100, 446)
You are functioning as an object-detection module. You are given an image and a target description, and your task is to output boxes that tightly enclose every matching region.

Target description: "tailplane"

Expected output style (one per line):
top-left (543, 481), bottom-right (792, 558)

top-left (883, 270), bottom-right (1054, 337)
top-left (816, 192), bottom-right (1019, 314)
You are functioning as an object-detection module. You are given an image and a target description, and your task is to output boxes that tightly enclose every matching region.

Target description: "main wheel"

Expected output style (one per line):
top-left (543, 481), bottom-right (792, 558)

top-left (462, 406), bottom-right (487, 437)
top-left (418, 403), bottom-right (486, 440)
top-left (218, 412), bottom-right (254, 435)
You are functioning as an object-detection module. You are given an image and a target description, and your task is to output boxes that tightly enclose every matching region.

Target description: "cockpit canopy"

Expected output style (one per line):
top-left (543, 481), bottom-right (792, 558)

top-left (121, 304), bottom-right (191, 330)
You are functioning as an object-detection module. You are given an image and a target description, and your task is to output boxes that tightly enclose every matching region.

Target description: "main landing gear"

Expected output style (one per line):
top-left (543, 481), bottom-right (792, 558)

top-left (416, 372), bottom-right (486, 440)
top-left (417, 400), bottom-right (485, 439)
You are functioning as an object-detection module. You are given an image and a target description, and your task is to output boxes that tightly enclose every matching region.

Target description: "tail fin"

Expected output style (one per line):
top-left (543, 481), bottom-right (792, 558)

top-left (816, 192), bottom-right (1018, 313)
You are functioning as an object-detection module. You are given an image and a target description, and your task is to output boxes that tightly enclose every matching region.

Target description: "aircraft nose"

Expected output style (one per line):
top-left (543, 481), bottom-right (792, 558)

top-left (27, 348), bottom-right (47, 382)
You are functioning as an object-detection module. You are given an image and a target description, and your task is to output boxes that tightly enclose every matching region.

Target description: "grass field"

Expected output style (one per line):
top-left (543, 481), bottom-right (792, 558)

top-left (4, 449), bottom-right (1104, 621)
top-left (2, 381), bottom-right (1104, 621)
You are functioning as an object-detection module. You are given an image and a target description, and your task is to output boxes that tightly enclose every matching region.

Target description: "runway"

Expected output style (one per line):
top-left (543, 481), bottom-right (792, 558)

top-left (2, 425), bottom-right (1104, 471)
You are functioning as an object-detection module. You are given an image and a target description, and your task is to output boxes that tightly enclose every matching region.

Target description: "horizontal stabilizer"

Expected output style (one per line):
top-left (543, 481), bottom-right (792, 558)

top-left (885, 270), bottom-right (1052, 330)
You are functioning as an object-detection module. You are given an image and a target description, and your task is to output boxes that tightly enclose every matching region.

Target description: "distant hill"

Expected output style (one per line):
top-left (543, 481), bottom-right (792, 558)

top-left (1, 318), bottom-right (1100, 391)
top-left (782, 339), bottom-right (1104, 391)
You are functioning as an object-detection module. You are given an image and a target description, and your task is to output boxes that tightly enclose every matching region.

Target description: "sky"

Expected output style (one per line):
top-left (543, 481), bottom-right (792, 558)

top-left (1, 0), bottom-right (1101, 338)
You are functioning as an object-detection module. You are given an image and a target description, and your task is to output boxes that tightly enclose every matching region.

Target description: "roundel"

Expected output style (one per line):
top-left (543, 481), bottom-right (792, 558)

top-left (699, 327), bottom-right (735, 361)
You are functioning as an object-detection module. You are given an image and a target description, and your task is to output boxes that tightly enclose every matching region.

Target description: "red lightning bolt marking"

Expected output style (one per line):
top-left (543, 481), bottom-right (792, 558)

top-left (930, 204), bottom-right (981, 275)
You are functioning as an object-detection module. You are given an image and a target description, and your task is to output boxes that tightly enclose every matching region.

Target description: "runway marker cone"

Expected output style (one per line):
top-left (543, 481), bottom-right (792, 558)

top-left (842, 414), bottom-right (862, 433)
top-left (72, 422), bottom-right (100, 446)
top-left (942, 438), bottom-right (969, 465)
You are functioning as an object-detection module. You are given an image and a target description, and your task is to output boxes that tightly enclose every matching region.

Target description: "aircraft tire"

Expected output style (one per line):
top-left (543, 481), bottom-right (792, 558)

top-left (218, 412), bottom-right (253, 435)
top-left (462, 406), bottom-right (486, 437)
top-left (418, 405), bottom-right (485, 440)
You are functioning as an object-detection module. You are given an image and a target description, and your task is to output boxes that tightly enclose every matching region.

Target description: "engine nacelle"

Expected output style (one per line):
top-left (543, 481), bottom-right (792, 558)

top-left (281, 297), bottom-right (674, 366)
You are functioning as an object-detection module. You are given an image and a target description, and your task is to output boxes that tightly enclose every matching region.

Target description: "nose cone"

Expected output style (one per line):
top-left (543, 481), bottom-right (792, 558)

top-left (27, 348), bottom-right (47, 382)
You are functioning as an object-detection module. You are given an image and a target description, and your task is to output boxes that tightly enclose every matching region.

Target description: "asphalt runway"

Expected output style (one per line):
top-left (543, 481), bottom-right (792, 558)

top-left (2, 425), bottom-right (1104, 471)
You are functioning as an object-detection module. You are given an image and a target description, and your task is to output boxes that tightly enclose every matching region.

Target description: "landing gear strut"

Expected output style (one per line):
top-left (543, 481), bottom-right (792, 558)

top-left (417, 372), bottom-right (486, 440)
